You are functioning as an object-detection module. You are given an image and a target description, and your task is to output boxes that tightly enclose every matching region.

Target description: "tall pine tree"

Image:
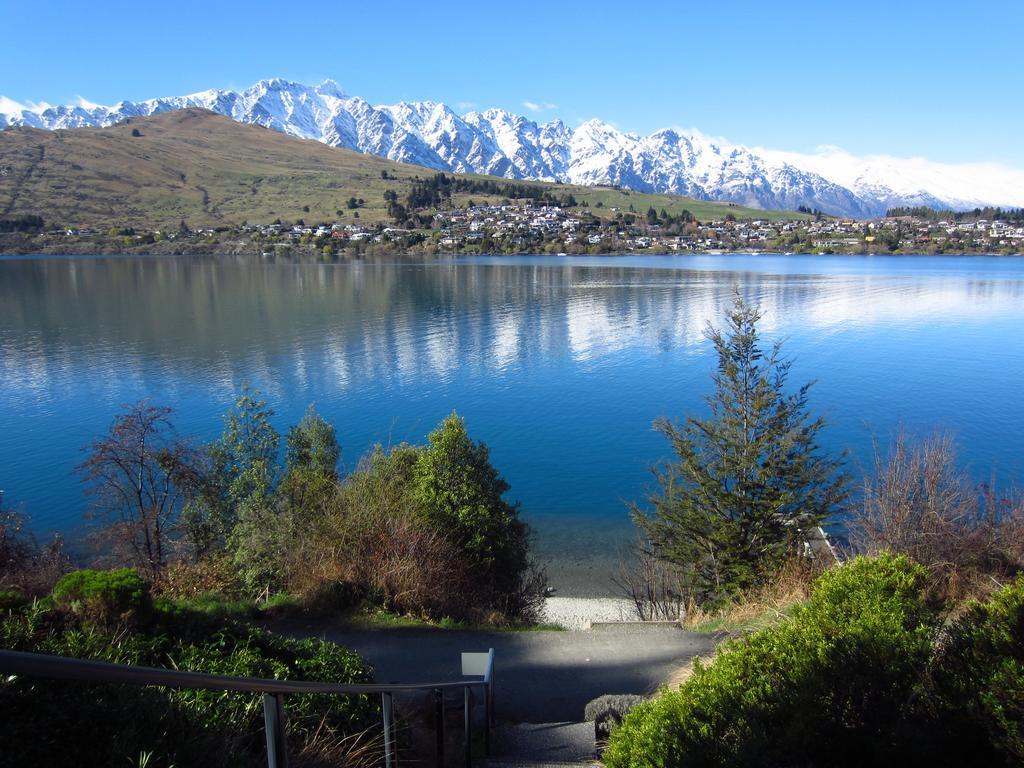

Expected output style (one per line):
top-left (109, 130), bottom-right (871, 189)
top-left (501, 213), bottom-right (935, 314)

top-left (634, 291), bottom-right (848, 605)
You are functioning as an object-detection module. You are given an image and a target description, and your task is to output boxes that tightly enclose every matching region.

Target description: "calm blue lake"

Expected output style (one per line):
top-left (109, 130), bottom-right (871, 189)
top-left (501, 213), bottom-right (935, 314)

top-left (2, 253), bottom-right (1023, 584)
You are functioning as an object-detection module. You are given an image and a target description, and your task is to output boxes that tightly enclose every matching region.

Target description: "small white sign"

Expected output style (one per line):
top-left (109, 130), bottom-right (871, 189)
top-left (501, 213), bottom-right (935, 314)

top-left (461, 652), bottom-right (490, 677)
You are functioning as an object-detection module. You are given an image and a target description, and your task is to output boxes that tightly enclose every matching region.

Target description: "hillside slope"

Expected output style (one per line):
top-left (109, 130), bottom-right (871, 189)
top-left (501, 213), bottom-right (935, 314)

top-left (0, 110), bottom-right (803, 230)
top-left (8, 79), bottom-right (1023, 216)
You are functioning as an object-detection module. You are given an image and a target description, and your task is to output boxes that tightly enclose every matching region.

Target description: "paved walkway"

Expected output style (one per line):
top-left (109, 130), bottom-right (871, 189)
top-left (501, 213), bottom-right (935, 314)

top-left (490, 721), bottom-right (598, 764)
top-left (279, 622), bottom-right (719, 723)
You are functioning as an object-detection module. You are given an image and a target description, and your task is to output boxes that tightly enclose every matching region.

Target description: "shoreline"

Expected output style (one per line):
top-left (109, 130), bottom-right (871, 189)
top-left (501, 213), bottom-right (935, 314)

top-left (536, 552), bottom-right (626, 599)
top-left (1, 241), bottom-right (1019, 258)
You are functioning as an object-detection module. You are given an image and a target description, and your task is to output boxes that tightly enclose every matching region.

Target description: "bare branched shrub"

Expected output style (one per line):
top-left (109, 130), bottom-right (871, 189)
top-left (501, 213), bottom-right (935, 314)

top-left (850, 429), bottom-right (1024, 604)
top-left (495, 561), bottom-right (548, 626)
top-left (616, 532), bottom-right (824, 627)
top-left (78, 403), bottom-right (202, 579)
top-left (614, 536), bottom-right (688, 621)
top-left (0, 505), bottom-right (70, 597)
top-left (352, 515), bottom-right (477, 620)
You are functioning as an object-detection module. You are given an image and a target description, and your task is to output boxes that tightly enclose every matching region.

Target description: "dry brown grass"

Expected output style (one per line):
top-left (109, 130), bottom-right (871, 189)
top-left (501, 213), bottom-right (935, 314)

top-left (152, 555), bottom-right (246, 600)
top-left (662, 558), bottom-right (822, 688)
top-left (665, 654), bottom-right (710, 689)
top-left (291, 723), bottom-right (385, 768)
top-left (680, 557), bottom-right (820, 634)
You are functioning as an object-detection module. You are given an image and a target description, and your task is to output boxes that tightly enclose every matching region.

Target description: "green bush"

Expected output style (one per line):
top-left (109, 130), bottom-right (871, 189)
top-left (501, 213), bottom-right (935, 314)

top-left (0, 588), bottom-right (28, 611)
top-left (923, 575), bottom-right (1024, 766)
top-left (412, 412), bottom-right (529, 598)
top-left (0, 600), bottom-right (377, 768)
top-left (604, 554), bottom-right (937, 768)
top-left (51, 568), bottom-right (150, 628)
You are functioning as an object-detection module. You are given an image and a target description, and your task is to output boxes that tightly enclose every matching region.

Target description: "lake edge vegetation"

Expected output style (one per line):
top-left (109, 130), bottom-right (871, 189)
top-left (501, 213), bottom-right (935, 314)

top-left (3, 292), bottom-right (1023, 766)
top-left (0, 400), bottom-right (544, 766)
top-left (607, 291), bottom-right (1024, 766)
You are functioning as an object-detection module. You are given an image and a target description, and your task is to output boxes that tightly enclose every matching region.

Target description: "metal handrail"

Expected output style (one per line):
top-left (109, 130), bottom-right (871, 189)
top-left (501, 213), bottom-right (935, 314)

top-left (0, 647), bottom-right (494, 768)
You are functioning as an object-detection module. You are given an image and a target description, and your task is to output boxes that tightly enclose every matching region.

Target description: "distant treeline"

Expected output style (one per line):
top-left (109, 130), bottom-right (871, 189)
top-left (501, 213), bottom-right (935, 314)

top-left (0, 215), bottom-right (44, 233)
top-left (796, 205), bottom-right (825, 217)
top-left (886, 206), bottom-right (1024, 223)
top-left (404, 173), bottom-right (578, 210)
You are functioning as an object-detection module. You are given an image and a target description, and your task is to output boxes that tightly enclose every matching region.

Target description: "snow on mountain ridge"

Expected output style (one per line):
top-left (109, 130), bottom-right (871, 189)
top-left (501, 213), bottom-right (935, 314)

top-left (2, 78), bottom-right (1021, 217)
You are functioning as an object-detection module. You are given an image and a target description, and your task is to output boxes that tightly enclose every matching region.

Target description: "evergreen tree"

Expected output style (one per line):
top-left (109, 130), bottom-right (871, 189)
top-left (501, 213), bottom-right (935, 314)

top-left (634, 292), bottom-right (848, 605)
top-left (412, 412), bottom-right (528, 596)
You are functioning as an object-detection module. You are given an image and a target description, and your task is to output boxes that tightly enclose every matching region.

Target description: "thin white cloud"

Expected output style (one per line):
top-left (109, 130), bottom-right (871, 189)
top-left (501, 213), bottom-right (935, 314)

top-left (456, 101), bottom-right (477, 112)
top-left (0, 95), bottom-right (28, 114)
top-left (75, 95), bottom-right (105, 111)
top-left (522, 100), bottom-right (559, 113)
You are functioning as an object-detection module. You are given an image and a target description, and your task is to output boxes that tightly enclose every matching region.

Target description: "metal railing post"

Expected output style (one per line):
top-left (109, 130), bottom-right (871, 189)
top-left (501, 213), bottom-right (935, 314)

top-left (434, 687), bottom-right (445, 767)
top-left (382, 692), bottom-right (395, 768)
top-left (483, 647), bottom-right (494, 755)
top-left (263, 693), bottom-right (289, 768)
top-left (489, 647), bottom-right (496, 726)
top-left (463, 685), bottom-right (472, 767)
top-left (483, 684), bottom-right (490, 756)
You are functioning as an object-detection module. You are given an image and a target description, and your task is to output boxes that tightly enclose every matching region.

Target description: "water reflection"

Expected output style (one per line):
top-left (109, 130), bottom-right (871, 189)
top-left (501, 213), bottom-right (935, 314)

top-left (2, 254), bottom-right (1023, 537)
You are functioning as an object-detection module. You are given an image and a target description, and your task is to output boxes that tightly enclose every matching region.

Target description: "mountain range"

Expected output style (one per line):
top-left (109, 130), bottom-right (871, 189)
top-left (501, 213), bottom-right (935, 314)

top-left (3, 79), bottom-right (1022, 218)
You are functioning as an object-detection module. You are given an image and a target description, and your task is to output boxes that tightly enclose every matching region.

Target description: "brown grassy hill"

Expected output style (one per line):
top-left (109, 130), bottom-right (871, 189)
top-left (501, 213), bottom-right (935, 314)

top-left (0, 109), bottom-right (803, 230)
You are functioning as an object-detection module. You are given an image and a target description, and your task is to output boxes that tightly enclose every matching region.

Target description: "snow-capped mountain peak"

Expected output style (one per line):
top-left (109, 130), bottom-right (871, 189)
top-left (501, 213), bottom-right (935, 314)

top-left (2, 78), bottom-right (1021, 217)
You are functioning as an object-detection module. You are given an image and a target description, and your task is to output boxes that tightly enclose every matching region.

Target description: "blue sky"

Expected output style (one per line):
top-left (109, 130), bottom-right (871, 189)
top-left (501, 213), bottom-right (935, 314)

top-left (4, 0), bottom-right (1023, 166)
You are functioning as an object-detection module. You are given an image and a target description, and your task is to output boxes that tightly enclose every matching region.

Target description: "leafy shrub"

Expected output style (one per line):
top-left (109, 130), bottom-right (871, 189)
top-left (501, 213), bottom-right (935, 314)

top-left (922, 575), bottom-right (1024, 766)
top-left (584, 694), bottom-right (647, 743)
top-left (604, 554), bottom-right (937, 768)
top-left (51, 568), bottom-right (150, 628)
top-left (302, 442), bottom-right (482, 621)
top-left (0, 600), bottom-right (377, 768)
top-left (0, 588), bottom-right (27, 611)
top-left (412, 413), bottom-right (530, 599)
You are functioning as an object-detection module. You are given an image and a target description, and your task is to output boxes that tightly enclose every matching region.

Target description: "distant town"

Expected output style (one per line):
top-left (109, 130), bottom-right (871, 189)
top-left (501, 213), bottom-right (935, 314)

top-left (4, 201), bottom-right (1024, 257)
